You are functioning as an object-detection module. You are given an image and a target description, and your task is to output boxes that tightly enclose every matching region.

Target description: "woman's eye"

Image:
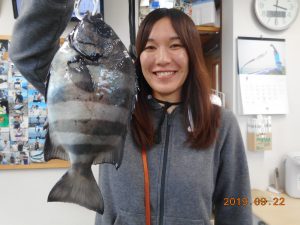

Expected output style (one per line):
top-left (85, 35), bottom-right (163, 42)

top-left (144, 45), bottom-right (156, 50)
top-left (170, 43), bottom-right (183, 49)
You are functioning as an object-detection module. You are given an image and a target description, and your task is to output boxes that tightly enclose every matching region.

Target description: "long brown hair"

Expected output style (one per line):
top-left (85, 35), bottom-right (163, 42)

top-left (132, 8), bottom-right (220, 149)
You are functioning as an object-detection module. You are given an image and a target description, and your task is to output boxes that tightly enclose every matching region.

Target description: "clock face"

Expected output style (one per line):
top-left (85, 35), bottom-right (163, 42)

top-left (255, 0), bottom-right (299, 30)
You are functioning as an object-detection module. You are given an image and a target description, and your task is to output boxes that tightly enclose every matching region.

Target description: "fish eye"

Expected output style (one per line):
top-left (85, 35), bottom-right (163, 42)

top-left (96, 25), bottom-right (112, 38)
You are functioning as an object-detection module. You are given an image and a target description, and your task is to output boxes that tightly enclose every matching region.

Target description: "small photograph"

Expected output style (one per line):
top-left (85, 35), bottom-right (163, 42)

top-left (9, 114), bottom-right (29, 142)
top-left (0, 132), bottom-right (10, 152)
top-left (0, 114), bottom-right (9, 127)
top-left (10, 151), bottom-right (25, 165)
top-left (28, 89), bottom-right (45, 103)
top-left (0, 127), bottom-right (9, 132)
top-left (8, 151), bottom-right (20, 164)
top-left (10, 104), bottom-right (27, 114)
top-left (28, 102), bottom-right (47, 117)
top-left (9, 89), bottom-right (28, 104)
top-left (0, 75), bottom-right (8, 89)
top-left (29, 116), bottom-right (47, 127)
top-left (0, 151), bottom-right (20, 165)
top-left (9, 76), bottom-right (28, 91)
top-left (0, 89), bottom-right (9, 115)
top-left (8, 89), bottom-right (28, 114)
top-left (28, 125), bottom-right (46, 140)
top-left (0, 61), bottom-right (9, 75)
top-left (0, 152), bottom-right (7, 164)
top-left (29, 149), bottom-right (44, 163)
top-left (0, 151), bottom-right (10, 164)
top-left (28, 138), bottom-right (45, 152)
top-left (10, 63), bottom-right (22, 77)
top-left (28, 102), bottom-right (47, 127)
top-left (28, 138), bottom-right (45, 163)
top-left (0, 88), bottom-right (8, 99)
top-left (0, 39), bottom-right (9, 60)
top-left (10, 127), bottom-right (28, 142)
top-left (19, 151), bottom-right (30, 165)
top-left (10, 114), bottom-right (28, 129)
top-left (10, 141), bottom-right (30, 152)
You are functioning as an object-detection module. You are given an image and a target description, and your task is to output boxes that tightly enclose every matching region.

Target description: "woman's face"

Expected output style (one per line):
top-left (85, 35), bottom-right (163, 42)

top-left (140, 17), bottom-right (189, 102)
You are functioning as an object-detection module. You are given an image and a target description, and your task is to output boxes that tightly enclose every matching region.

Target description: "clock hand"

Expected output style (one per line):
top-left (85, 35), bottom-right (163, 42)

top-left (275, 0), bottom-right (279, 25)
top-left (273, 4), bottom-right (287, 10)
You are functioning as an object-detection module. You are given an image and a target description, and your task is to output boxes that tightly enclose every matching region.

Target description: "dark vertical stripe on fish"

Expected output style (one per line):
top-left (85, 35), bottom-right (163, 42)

top-left (66, 144), bottom-right (119, 155)
top-left (51, 120), bottom-right (127, 136)
top-left (48, 85), bottom-right (133, 109)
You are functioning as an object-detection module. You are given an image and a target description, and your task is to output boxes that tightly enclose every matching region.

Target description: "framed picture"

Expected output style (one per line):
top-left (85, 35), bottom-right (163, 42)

top-left (12, 0), bottom-right (104, 20)
top-left (0, 35), bottom-right (69, 170)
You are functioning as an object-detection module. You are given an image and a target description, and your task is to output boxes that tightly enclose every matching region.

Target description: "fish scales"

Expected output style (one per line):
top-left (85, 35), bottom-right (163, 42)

top-left (45, 13), bottom-right (136, 214)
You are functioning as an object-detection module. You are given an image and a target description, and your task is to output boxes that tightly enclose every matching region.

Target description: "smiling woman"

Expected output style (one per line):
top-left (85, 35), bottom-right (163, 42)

top-left (133, 8), bottom-right (218, 149)
top-left (96, 8), bottom-right (252, 225)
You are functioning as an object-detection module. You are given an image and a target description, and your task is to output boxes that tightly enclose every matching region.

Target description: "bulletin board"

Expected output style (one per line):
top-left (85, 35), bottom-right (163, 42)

top-left (0, 35), bottom-right (69, 170)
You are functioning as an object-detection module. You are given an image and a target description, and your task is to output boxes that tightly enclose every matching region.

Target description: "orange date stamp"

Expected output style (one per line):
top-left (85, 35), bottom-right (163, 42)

top-left (223, 197), bottom-right (286, 206)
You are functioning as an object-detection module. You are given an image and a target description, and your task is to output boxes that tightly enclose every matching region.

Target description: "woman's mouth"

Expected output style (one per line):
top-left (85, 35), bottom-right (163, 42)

top-left (154, 71), bottom-right (176, 79)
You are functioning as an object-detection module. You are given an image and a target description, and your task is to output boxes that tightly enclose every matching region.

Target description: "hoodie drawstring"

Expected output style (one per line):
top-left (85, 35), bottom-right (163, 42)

top-left (152, 97), bottom-right (181, 143)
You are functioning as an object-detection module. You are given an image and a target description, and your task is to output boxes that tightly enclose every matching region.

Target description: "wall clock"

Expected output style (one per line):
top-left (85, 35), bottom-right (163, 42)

top-left (254, 0), bottom-right (299, 31)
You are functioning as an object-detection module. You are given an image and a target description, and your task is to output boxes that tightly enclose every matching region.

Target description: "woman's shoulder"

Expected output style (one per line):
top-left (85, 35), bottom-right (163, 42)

top-left (218, 107), bottom-right (240, 133)
top-left (220, 108), bottom-right (237, 122)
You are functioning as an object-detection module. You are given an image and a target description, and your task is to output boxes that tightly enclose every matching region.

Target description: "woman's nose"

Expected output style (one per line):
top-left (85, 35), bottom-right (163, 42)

top-left (156, 47), bottom-right (171, 65)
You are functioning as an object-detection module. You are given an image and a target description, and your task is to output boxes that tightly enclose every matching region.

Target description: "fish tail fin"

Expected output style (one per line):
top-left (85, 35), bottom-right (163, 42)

top-left (48, 166), bottom-right (104, 214)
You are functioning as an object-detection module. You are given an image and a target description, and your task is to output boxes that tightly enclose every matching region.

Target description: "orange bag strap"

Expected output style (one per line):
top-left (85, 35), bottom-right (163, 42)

top-left (142, 146), bottom-right (151, 225)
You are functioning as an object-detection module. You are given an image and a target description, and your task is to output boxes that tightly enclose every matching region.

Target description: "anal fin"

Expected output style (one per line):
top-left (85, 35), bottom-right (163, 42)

top-left (44, 129), bottom-right (69, 161)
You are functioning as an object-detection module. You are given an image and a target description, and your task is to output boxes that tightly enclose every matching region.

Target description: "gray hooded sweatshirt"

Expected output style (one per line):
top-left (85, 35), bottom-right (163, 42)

top-left (9, 1), bottom-right (252, 225)
top-left (95, 98), bottom-right (252, 225)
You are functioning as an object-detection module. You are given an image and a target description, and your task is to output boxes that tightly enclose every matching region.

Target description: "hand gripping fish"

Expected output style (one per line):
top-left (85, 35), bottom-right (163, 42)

top-left (45, 13), bottom-right (136, 214)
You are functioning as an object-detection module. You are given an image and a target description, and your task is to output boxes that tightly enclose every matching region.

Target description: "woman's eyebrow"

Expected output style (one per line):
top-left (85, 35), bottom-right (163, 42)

top-left (170, 36), bottom-right (180, 41)
top-left (147, 36), bottom-right (180, 42)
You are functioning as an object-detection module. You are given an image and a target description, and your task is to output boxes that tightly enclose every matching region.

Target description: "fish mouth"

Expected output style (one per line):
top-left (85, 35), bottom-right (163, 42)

top-left (153, 71), bottom-right (177, 79)
top-left (68, 30), bottom-right (103, 62)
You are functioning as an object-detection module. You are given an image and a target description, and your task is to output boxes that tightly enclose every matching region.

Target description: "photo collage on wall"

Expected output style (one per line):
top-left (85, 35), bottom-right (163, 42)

top-left (0, 39), bottom-right (47, 165)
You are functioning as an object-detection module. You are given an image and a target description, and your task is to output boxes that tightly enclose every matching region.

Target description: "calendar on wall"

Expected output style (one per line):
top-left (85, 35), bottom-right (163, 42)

top-left (237, 37), bottom-right (289, 115)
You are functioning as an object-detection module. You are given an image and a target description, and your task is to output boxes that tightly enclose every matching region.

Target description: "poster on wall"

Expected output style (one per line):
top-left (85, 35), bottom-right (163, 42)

top-left (237, 37), bottom-right (289, 115)
top-left (0, 36), bottom-right (68, 169)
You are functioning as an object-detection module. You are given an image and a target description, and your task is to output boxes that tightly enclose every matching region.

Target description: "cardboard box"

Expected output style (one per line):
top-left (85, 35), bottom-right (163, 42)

top-left (191, 0), bottom-right (216, 26)
top-left (247, 132), bottom-right (272, 151)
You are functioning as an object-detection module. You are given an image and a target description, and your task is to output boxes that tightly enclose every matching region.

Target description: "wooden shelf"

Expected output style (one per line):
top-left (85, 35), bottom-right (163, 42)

top-left (196, 26), bottom-right (220, 33)
top-left (0, 35), bottom-right (11, 40)
top-left (0, 159), bottom-right (70, 170)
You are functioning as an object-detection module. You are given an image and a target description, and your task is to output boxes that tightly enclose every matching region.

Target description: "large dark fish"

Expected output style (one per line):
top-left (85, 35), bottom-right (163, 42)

top-left (45, 13), bottom-right (136, 214)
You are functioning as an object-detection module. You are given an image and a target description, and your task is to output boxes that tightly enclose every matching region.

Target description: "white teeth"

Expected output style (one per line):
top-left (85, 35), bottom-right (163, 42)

top-left (156, 71), bottom-right (174, 77)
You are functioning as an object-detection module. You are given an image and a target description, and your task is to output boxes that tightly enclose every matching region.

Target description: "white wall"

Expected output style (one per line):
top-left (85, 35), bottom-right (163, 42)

top-left (222, 0), bottom-right (300, 190)
top-left (0, 0), bottom-right (130, 225)
top-left (0, 0), bottom-right (15, 34)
